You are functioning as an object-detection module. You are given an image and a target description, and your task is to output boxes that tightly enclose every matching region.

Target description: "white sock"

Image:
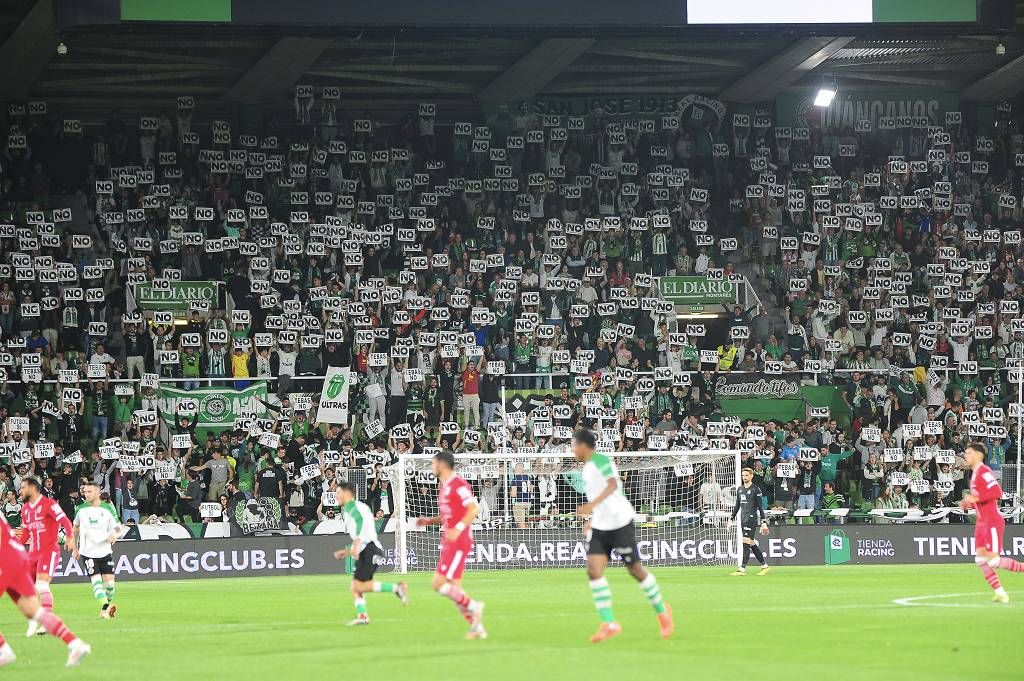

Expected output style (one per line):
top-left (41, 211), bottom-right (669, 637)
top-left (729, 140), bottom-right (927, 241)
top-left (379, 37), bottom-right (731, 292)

top-left (996, 587), bottom-right (1008, 597)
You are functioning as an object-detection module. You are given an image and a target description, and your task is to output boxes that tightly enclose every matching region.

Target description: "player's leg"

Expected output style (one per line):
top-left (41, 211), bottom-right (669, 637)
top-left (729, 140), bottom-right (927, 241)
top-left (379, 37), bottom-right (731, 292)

top-left (586, 552), bottom-right (621, 642)
top-left (732, 537), bottom-right (753, 575)
top-left (101, 569), bottom-right (117, 618)
top-left (433, 543), bottom-right (484, 635)
top-left (86, 559), bottom-right (109, 615)
top-left (14, 593), bottom-right (90, 666)
top-left (974, 523), bottom-right (1008, 603)
top-left (0, 629), bottom-right (15, 667)
top-left (371, 578), bottom-right (408, 605)
top-left (347, 546), bottom-right (379, 625)
top-left (585, 526), bottom-right (624, 641)
top-left (750, 539), bottom-right (770, 575)
top-left (24, 556), bottom-right (49, 637)
top-left (349, 579), bottom-right (372, 625)
top-left (623, 533), bottom-right (673, 639)
top-left (36, 551), bottom-right (57, 610)
top-left (990, 522), bottom-right (1024, 574)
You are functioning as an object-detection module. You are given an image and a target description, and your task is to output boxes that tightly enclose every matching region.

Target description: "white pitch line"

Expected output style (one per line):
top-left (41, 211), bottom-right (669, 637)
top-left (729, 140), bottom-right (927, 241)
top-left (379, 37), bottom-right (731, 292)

top-left (892, 593), bottom-right (994, 608)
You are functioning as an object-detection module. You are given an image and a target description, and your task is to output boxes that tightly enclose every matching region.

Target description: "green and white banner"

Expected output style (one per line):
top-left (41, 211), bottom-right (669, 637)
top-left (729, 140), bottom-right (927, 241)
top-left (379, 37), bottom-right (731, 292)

top-left (130, 280), bottom-right (220, 311)
top-left (157, 383), bottom-right (268, 429)
top-left (659, 276), bottom-right (737, 306)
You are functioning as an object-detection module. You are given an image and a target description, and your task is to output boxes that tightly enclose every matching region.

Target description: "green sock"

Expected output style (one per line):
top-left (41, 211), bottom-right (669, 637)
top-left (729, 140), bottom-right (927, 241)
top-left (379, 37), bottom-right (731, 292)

top-left (354, 597), bottom-right (368, 616)
top-left (91, 576), bottom-right (107, 603)
top-left (372, 582), bottom-right (395, 593)
top-left (589, 578), bottom-right (616, 623)
top-left (639, 574), bottom-right (666, 615)
top-left (104, 582), bottom-right (116, 602)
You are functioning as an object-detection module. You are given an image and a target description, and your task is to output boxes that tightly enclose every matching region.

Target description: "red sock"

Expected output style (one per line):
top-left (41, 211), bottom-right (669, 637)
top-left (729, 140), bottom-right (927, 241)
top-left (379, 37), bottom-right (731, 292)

top-left (0, 632), bottom-right (6, 646)
top-left (38, 590), bottom-right (53, 611)
top-left (439, 584), bottom-right (471, 609)
top-left (980, 564), bottom-right (1003, 591)
top-left (34, 610), bottom-right (75, 645)
top-left (998, 558), bottom-right (1024, 573)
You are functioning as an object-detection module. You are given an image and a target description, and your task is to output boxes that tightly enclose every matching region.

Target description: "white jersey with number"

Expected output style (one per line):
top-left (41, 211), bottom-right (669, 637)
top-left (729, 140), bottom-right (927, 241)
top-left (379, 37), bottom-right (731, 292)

top-left (74, 505), bottom-right (119, 558)
top-left (582, 452), bottom-right (635, 531)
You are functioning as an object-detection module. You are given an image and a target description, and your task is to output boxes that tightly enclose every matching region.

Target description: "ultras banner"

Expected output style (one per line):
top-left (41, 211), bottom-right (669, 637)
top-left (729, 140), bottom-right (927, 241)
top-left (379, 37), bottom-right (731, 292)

top-left (48, 525), bottom-right (1024, 581)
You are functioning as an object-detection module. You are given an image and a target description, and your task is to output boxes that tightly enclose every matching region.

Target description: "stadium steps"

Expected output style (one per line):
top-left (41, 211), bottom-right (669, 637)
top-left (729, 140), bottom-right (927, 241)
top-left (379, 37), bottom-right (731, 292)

top-left (728, 257), bottom-right (788, 338)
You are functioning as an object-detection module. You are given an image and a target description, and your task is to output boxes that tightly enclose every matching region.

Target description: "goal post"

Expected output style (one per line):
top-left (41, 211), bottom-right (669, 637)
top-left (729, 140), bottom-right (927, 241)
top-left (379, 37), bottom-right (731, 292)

top-left (389, 449), bottom-right (743, 574)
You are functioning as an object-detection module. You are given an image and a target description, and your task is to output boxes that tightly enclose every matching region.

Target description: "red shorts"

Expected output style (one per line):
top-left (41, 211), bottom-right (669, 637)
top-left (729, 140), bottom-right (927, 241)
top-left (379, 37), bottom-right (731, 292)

top-left (27, 549), bottom-right (60, 579)
top-left (0, 552), bottom-right (36, 602)
top-left (975, 518), bottom-right (1006, 554)
top-left (436, 537), bottom-right (473, 581)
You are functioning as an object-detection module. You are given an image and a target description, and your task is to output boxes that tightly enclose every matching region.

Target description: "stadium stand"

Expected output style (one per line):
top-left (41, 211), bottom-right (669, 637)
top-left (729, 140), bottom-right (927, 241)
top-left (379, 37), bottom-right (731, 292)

top-left (0, 88), bottom-right (1022, 531)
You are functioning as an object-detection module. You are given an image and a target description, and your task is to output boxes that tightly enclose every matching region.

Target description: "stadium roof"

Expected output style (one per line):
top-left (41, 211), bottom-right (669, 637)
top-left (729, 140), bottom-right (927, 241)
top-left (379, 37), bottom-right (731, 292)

top-left (1, 0), bottom-right (1023, 121)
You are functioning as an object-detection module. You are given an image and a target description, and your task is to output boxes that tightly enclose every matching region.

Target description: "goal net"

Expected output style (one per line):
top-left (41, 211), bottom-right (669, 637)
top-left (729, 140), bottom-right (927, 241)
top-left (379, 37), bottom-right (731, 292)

top-left (388, 449), bottom-right (742, 573)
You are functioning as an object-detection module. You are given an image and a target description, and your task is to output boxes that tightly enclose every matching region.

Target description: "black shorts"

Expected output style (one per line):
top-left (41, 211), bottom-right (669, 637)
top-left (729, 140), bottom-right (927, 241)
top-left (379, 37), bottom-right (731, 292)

top-left (587, 523), bottom-right (639, 565)
top-left (353, 542), bottom-right (382, 582)
top-left (741, 514), bottom-right (764, 540)
top-left (83, 555), bottom-right (114, 577)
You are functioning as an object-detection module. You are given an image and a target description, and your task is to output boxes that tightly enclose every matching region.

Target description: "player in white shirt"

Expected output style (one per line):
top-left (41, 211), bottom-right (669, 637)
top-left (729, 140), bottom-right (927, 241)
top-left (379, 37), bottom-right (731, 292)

top-left (572, 430), bottom-right (674, 643)
top-left (332, 483), bottom-right (408, 626)
top-left (71, 483), bottom-right (123, 619)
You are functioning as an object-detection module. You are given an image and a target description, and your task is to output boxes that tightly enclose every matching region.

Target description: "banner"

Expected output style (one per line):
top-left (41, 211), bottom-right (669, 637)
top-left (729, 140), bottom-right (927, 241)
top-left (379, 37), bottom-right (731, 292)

top-left (659, 276), bottom-right (737, 306)
top-left (776, 89), bottom-right (960, 130)
top-left (529, 93), bottom-right (726, 119)
top-left (504, 389), bottom-right (558, 414)
top-left (714, 373), bottom-right (800, 399)
top-left (316, 366), bottom-right (351, 424)
top-left (158, 383), bottom-right (267, 428)
top-left (129, 280), bottom-right (220, 311)
top-left (46, 525), bottom-right (1024, 581)
top-left (228, 496), bottom-right (284, 535)
top-left (719, 385), bottom-right (846, 425)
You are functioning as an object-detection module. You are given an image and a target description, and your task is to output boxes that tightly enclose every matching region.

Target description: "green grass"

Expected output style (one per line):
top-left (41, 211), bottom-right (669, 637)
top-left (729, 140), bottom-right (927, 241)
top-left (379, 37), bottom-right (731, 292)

top-left (7, 565), bottom-right (1024, 680)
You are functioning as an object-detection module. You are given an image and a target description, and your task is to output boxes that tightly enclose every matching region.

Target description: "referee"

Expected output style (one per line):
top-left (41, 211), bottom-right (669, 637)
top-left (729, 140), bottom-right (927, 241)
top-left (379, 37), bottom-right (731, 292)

top-left (730, 467), bottom-right (770, 576)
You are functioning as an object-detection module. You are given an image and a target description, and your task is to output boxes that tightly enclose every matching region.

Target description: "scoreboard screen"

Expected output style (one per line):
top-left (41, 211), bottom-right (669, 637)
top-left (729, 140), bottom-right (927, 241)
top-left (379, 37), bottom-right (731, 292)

top-left (62, 0), bottom-right (1005, 30)
top-left (687, 0), bottom-right (978, 25)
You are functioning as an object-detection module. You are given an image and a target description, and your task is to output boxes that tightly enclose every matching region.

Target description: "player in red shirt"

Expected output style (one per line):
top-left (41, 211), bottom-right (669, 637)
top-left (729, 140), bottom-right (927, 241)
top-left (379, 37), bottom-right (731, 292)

top-left (0, 515), bottom-right (91, 667)
top-left (960, 442), bottom-right (1024, 603)
top-left (415, 451), bottom-right (486, 638)
top-left (19, 476), bottom-right (74, 636)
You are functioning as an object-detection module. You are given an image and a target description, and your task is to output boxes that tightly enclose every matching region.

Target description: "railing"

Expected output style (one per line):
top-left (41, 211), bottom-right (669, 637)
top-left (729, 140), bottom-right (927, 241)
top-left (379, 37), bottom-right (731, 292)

top-left (5, 365), bottom-right (1023, 499)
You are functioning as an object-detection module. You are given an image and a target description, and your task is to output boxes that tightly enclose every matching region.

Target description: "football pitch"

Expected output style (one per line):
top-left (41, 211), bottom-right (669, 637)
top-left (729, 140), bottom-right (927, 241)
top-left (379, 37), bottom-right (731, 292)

top-left (6, 565), bottom-right (1023, 680)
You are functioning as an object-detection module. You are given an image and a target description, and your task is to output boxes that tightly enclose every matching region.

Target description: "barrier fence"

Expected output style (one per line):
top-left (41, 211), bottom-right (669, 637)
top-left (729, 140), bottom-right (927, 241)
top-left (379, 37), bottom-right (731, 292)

top-left (46, 524), bottom-right (1024, 582)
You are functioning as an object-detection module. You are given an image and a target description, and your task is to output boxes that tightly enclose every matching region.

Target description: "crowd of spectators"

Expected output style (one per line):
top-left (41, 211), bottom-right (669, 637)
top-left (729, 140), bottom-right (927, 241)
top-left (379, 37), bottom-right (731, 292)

top-left (0, 92), bottom-right (1021, 530)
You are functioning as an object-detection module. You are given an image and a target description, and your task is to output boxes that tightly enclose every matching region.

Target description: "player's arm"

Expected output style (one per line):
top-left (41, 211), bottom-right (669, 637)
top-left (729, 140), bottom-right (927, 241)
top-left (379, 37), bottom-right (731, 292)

top-left (730, 491), bottom-right (741, 519)
top-left (416, 515), bottom-right (443, 526)
top-left (755, 488), bottom-right (769, 532)
top-left (446, 499), bottom-right (479, 543)
top-left (70, 515), bottom-right (81, 558)
top-left (56, 505), bottom-right (74, 551)
top-left (335, 538), bottom-right (361, 559)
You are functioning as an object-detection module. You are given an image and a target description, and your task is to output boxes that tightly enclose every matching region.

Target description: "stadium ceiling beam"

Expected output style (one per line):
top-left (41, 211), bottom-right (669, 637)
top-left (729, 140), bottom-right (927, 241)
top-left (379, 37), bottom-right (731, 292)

top-left (225, 36), bottom-right (332, 105)
top-left (718, 37), bottom-right (854, 104)
top-left (477, 38), bottom-right (595, 104)
top-left (961, 54), bottom-right (1024, 102)
top-left (0, 0), bottom-right (58, 99)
